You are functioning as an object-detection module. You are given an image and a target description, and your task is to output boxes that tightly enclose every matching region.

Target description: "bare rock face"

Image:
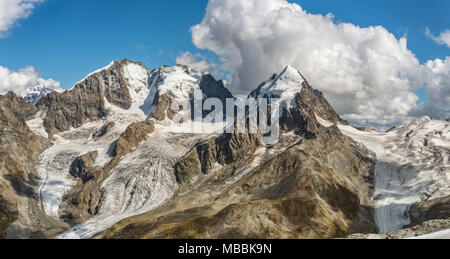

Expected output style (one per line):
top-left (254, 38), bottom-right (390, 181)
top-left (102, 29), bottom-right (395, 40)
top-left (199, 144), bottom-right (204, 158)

top-left (36, 76), bottom-right (108, 136)
top-left (151, 94), bottom-right (177, 121)
top-left (70, 151), bottom-right (99, 184)
top-left (176, 121), bottom-right (262, 185)
top-left (298, 81), bottom-right (349, 126)
top-left (279, 82), bottom-right (348, 135)
top-left (102, 60), bottom-right (134, 110)
top-left (36, 59), bottom-right (144, 136)
top-left (0, 92), bottom-right (38, 121)
top-left (0, 92), bottom-right (51, 237)
top-left (175, 138), bottom-right (214, 184)
top-left (409, 196), bottom-right (450, 226)
top-left (0, 91), bottom-right (51, 174)
top-left (199, 74), bottom-right (234, 104)
top-left (114, 121), bottom-right (155, 158)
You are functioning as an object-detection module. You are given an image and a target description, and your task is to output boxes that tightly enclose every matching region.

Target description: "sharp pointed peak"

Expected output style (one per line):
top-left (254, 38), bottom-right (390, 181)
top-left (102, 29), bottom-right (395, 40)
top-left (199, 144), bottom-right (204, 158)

top-left (279, 65), bottom-right (307, 82)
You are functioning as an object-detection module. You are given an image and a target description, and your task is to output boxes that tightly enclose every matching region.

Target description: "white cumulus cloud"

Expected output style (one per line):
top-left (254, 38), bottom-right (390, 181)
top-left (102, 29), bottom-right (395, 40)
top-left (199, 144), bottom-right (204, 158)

top-left (189, 0), bottom-right (450, 126)
top-left (0, 65), bottom-right (61, 97)
top-left (423, 57), bottom-right (450, 110)
top-left (425, 28), bottom-right (450, 48)
top-left (0, 0), bottom-right (42, 37)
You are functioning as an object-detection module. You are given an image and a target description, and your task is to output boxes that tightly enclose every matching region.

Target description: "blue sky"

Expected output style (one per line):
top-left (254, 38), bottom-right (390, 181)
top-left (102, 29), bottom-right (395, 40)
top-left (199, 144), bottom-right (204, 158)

top-left (0, 0), bottom-right (449, 106)
top-left (0, 0), bottom-right (209, 88)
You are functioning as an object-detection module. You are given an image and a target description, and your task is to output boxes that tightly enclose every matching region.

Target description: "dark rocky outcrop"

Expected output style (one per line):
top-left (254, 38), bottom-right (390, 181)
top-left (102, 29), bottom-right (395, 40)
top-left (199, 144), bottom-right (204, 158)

top-left (176, 120), bottom-right (262, 185)
top-left (94, 122), bottom-right (115, 138)
top-left (409, 196), bottom-right (450, 226)
top-left (113, 121), bottom-right (155, 158)
top-left (199, 74), bottom-right (234, 104)
top-left (70, 152), bottom-right (99, 184)
top-left (279, 81), bottom-right (348, 134)
top-left (36, 80), bottom-right (108, 136)
top-left (151, 94), bottom-right (178, 121)
top-left (299, 81), bottom-right (349, 126)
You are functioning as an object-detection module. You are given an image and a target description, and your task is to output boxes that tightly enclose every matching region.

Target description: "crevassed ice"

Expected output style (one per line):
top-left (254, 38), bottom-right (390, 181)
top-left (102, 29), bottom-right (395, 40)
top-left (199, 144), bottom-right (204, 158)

top-left (335, 117), bottom-right (450, 233)
top-left (57, 132), bottom-right (187, 239)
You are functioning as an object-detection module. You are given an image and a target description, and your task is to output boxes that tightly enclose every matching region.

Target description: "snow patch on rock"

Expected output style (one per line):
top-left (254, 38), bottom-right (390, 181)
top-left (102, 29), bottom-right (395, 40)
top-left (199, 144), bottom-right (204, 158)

top-left (74, 62), bottom-right (115, 87)
top-left (26, 110), bottom-right (49, 138)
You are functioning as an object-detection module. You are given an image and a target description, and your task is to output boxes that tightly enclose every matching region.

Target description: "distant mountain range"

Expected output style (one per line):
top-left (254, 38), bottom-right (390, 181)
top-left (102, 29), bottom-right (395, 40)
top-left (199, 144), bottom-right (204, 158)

top-left (22, 83), bottom-right (64, 105)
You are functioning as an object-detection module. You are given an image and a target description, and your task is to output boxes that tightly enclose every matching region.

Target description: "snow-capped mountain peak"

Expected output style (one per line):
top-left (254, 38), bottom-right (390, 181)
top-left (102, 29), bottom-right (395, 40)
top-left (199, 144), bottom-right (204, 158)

top-left (23, 79), bottom-right (64, 104)
top-left (150, 65), bottom-right (204, 101)
top-left (249, 65), bottom-right (306, 116)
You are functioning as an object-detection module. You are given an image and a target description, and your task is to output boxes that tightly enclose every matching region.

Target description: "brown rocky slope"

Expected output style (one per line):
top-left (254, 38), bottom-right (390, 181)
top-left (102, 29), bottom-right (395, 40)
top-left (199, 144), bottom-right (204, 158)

top-left (0, 92), bottom-right (52, 238)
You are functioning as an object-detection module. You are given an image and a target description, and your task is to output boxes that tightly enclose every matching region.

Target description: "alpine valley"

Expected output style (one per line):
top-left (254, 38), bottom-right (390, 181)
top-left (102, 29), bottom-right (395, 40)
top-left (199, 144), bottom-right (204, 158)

top-left (0, 59), bottom-right (448, 239)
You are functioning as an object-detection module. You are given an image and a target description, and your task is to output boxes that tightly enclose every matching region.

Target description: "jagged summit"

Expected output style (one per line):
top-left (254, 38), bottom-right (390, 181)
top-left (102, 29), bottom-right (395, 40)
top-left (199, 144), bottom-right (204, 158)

top-left (250, 65), bottom-right (304, 100)
top-left (249, 65), bottom-right (307, 120)
top-left (248, 65), bottom-right (348, 129)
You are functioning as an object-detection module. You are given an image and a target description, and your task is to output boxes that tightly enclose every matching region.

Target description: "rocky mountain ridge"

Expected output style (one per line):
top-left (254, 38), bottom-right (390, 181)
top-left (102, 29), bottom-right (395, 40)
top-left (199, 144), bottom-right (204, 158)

top-left (0, 59), bottom-right (448, 239)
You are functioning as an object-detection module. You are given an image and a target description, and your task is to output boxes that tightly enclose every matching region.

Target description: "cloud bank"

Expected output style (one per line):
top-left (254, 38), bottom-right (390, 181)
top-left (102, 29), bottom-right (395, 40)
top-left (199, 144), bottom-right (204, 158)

top-left (189, 0), bottom-right (449, 126)
top-left (0, 0), bottom-right (43, 37)
top-left (0, 65), bottom-right (61, 96)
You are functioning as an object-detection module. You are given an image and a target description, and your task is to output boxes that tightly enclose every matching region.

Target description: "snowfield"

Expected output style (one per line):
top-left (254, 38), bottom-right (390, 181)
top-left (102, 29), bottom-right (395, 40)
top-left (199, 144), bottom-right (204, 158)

top-left (408, 229), bottom-right (450, 239)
